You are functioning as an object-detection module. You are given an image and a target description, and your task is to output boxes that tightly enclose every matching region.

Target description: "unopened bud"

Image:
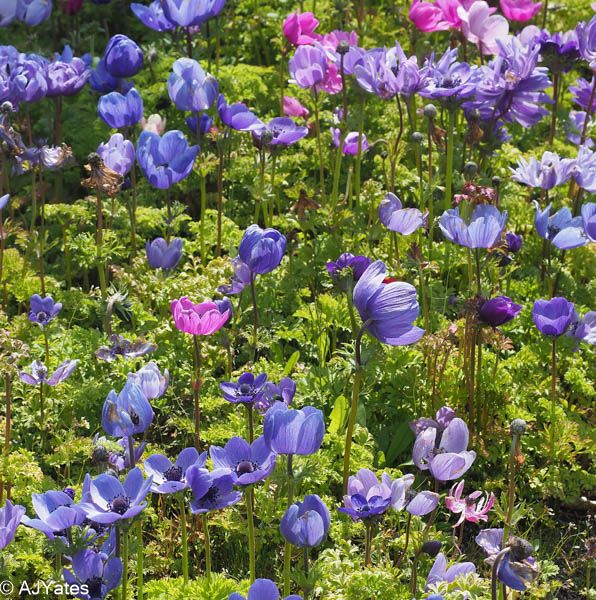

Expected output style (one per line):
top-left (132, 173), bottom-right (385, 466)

top-left (423, 104), bottom-right (437, 119)
top-left (420, 540), bottom-right (442, 557)
top-left (510, 418), bottom-right (527, 436)
top-left (411, 131), bottom-right (424, 144)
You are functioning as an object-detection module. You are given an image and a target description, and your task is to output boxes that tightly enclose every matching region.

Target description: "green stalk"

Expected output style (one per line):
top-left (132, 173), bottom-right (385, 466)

top-left (364, 522), bottom-right (373, 566)
top-left (302, 547), bottom-right (310, 600)
top-left (120, 526), bottom-right (128, 600)
top-left (246, 487), bottom-right (256, 583)
top-left (549, 338), bottom-right (557, 460)
top-left (354, 94), bottom-right (365, 205)
top-left (203, 514), bottom-right (211, 580)
top-left (192, 335), bottom-right (203, 449)
top-left (503, 433), bottom-right (520, 543)
top-left (136, 519), bottom-right (143, 600)
top-left (250, 275), bottom-right (258, 363)
top-left (342, 325), bottom-right (367, 494)
top-left (200, 175), bottom-right (207, 265)
top-left (312, 89), bottom-right (326, 202)
top-left (179, 494), bottom-right (189, 584)
top-left (247, 404), bottom-right (254, 443)
top-left (330, 133), bottom-right (345, 211)
top-left (444, 107), bottom-right (457, 210)
top-left (283, 455), bottom-right (295, 596)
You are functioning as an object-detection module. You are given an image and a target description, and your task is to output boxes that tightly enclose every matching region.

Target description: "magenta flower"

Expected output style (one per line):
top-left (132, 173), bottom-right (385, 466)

top-left (283, 95), bottom-right (309, 118)
top-left (499, 0), bottom-right (542, 21)
top-left (170, 296), bottom-right (231, 336)
top-left (445, 480), bottom-right (495, 527)
top-left (409, 0), bottom-right (459, 32)
top-left (282, 11), bottom-right (320, 46)
top-left (331, 128), bottom-right (369, 155)
top-left (458, 1), bottom-right (508, 55)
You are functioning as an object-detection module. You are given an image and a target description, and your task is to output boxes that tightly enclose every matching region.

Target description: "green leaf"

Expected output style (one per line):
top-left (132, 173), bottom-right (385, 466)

top-left (385, 422), bottom-right (415, 467)
top-left (282, 351), bottom-right (300, 378)
top-left (329, 395), bottom-right (349, 434)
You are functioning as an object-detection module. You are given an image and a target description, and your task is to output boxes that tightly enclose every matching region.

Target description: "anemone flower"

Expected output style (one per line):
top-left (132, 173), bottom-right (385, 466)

top-left (281, 494), bottom-right (330, 548)
top-left (439, 205), bottom-right (508, 249)
top-left (0, 500), bottom-right (25, 550)
top-left (63, 549), bottom-right (123, 600)
top-left (21, 490), bottom-right (85, 540)
top-left (229, 578), bottom-right (302, 600)
top-left (379, 192), bottom-right (428, 235)
top-left (533, 202), bottom-right (587, 250)
top-left (102, 381), bottom-right (154, 439)
top-left (425, 552), bottom-right (476, 591)
top-left (445, 480), bottom-right (495, 527)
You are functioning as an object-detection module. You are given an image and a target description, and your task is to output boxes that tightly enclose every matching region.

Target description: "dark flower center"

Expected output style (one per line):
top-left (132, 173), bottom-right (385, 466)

top-left (164, 466), bottom-right (183, 482)
top-left (239, 383), bottom-right (253, 395)
top-left (201, 486), bottom-right (220, 508)
top-left (235, 460), bottom-right (258, 476)
top-left (109, 494), bottom-right (131, 515)
top-left (465, 496), bottom-right (476, 506)
top-left (129, 410), bottom-right (140, 425)
top-left (36, 311), bottom-right (48, 322)
top-left (92, 446), bottom-right (109, 464)
top-left (85, 576), bottom-right (103, 599)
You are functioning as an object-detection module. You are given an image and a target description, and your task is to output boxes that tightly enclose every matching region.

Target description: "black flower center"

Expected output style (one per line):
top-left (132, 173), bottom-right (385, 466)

top-left (85, 576), bottom-right (103, 599)
top-left (164, 466), bottom-right (183, 482)
top-left (129, 410), bottom-right (140, 425)
top-left (235, 460), bottom-right (258, 476)
top-left (239, 383), bottom-right (253, 395)
top-left (202, 487), bottom-right (220, 508)
top-left (36, 311), bottom-right (48, 322)
top-left (465, 496), bottom-right (476, 506)
top-left (109, 494), bottom-right (131, 515)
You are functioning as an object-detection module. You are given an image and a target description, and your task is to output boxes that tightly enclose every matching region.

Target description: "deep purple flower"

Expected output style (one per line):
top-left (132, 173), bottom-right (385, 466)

top-left (420, 48), bottom-right (478, 105)
top-left (17, 0), bottom-right (52, 26)
top-left (186, 113), bottom-right (213, 136)
top-left (511, 151), bottom-right (572, 190)
top-left (570, 76), bottom-right (596, 112)
top-left (8, 59), bottom-right (48, 105)
top-left (326, 253), bottom-right (373, 283)
top-left (97, 133), bottom-right (135, 176)
top-left (187, 467), bottom-right (242, 514)
top-left (505, 232), bottom-right (523, 253)
top-left (577, 15), bottom-right (596, 69)
top-left (289, 45), bottom-right (328, 89)
top-left (21, 490), bottom-right (85, 539)
top-left (331, 128), bottom-right (369, 155)
top-left (582, 202), bottom-right (596, 242)
top-left (220, 372), bottom-right (267, 405)
top-left (339, 468), bottom-right (392, 521)
top-left (353, 260), bottom-right (424, 345)
top-left (63, 548), bottom-right (122, 600)
top-left (19, 359), bottom-right (78, 387)
top-left (379, 192), bottom-right (427, 235)
top-left (425, 553), bottom-right (476, 591)
top-left (281, 494), bottom-right (330, 548)
top-left (0, 500), bottom-right (26, 550)
top-left (136, 130), bottom-right (199, 189)
top-left (102, 381), bottom-right (154, 438)
top-left (98, 88), bottom-right (143, 129)
top-left (210, 436), bottom-right (277, 486)
top-left (79, 468), bottom-right (152, 525)
top-left (533, 202), bottom-right (587, 249)
top-left (144, 448), bottom-right (207, 494)
top-left (439, 205), bottom-right (508, 249)
top-left (127, 361), bottom-right (169, 399)
top-left (255, 378), bottom-right (297, 413)
top-left (413, 410), bottom-right (476, 481)
top-left (238, 224), bottom-right (287, 275)
top-left (479, 296), bottom-right (522, 327)
top-left (29, 293), bottom-right (62, 325)
top-left (95, 334), bottom-right (157, 361)
top-left (103, 35), bottom-right (143, 79)
top-left (131, 1), bottom-right (175, 32)
top-left (217, 94), bottom-right (263, 132)
top-left (217, 256), bottom-right (252, 295)
top-left (535, 29), bottom-right (579, 72)
top-left (464, 36), bottom-right (552, 128)
top-left (532, 297), bottom-right (578, 337)
top-left (229, 579), bottom-right (302, 600)
top-left (46, 57), bottom-right (89, 97)
top-left (145, 237), bottom-right (183, 270)
top-left (89, 59), bottom-right (124, 95)
top-left (263, 404), bottom-right (325, 456)
top-left (252, 117), bottom-right (308, 148)
top-left (161, 0), bottom-right (226, 28)
top-left (168, 58), bottom-right (218, 113)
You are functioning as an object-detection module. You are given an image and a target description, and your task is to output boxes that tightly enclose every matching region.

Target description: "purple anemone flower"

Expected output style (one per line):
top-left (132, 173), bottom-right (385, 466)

top-left (127, 362), bottom-right (169, 400)
top-left (229, 579), bottom-right (302, 600)
top-left (569, 311), bottom-right (596, 346)
top-left (577, 15), bottom-right (596, 69)
top-left (326, 253), bottom-right (372, 284)
top-left (98, 88), bottom-right (143, 129)
top-left (511, 151), bottom-right (572, 190)
top-left (168, 58), bottom-right (218, 112)
top-left (102, 381), bottom-right (154, 438)
top-left (255, 378), bottom-right (297, 414)
top-left (566, 111), bottom-right (593, 148)
top-left (217, 94), bottom-right (263, 132)
top-left (353, 260), bottom-right (424, 345)
top-left (420, 48), bottom-right (478, 105)
top-left (7, 60), bottom-right (48, 106)
top-left (186, 113), bottom-right (213, 136)
top-left (339, 468), bottom-right (393, 521)
top-left (570, 77), bottom-right (596, 112)
top-left (252, 117), bottom-right (308, 148)
top-left (331, 128), bottom-right (369, 155)
top-left (218, 256), bottom-right (252, 295)
top-left (239, 224), bottom-right (287, 275)
top-left (535, 29), bottom-right (579, 73)
top-left (264, 404), bottom-right (325, 456)
top-left (413, 410), bottom-right (476, 481)
top-left (390, 474), bottom-right (440, 516)
top-left (220, 372), bottom-right (267, 405)
top-left (79, 468), bottom-right (152, 525)
top-left (379, 192), bottom-right (427, 235)
top-left (186, 467), bottom-right (242, 514)
top-left (532, 297), bottom-right (578, 337)
top-left (533, 202), bottom-right (587, 250)
top-left (425, 553), bottom-right (476, 591)
top-left (354, 46), bottom-right (414, 99)
top-left (478, 296), bottom-right (522, 327)
top-left (46, 56), bottom-right (89, 97)
top-left (289, 45), bottom-right (328, 89)
top-left (19, 359), bottom-right (78, 387)
top-left (29, 293), bottom-right (62, 326)
top-left (0, 500), bottom-right (25, 551)
top-left (144, 448), bottom-right (207, 494)
top-left (95, 334), bottom-right (157, 362)
top-left (146, 237), bottom-right (183, 270)
top-left (17, 0), bottom-right (52, 26)
top-left (131, 1), bottom-right (175, 32)
top-left (161, 0), bottom-right (225, 28)
top-left (97, 133), bottom-right (135, 176)
top-left (136, 129), bottom-right (199, 190)
top-left (439, 205), bottom-right (508, 249)
top-left (280, 494), bottom-right (330, 548)
top-left (102, 35), bottom-right (143, 79)
top-left (476, 529), bottom-right (539, 592)
top-left (21, 490), bottom-right (85, 540)
top-left (63, 549), bottom-right (122, 600)
top-left (505, 232), bottom-right (523, 253)
top-left (567, 145), bottom-right (596, 193)
top-left (89, 59), bottom-right (129, 95)
top-left (210, 436), bottom-right (277, 486)
top-left (582, 202), bottom-right (596, 242)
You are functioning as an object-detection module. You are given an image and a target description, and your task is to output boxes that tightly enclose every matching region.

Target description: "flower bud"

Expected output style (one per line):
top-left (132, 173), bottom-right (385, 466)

top-left (337, 40), bottom-right (350, 55)
top-left (510, 418), bottom-right (527, 436)
top-left (492, 175), bottom-right (501, 187)
top-left (423, 104), bottom-right (437, 119)
top-left (411, 131), bottom-right (424, 144)
top-left (463, 161), bottom-right (478, 178)
top-left (420, 540), bottom-right (442, 557)
top-left (508, 536), bottom-right (534, 561)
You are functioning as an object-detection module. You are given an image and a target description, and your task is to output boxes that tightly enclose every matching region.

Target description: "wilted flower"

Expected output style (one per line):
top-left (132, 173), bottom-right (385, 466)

top-left (82, 153), bottom-right (124, 197)
top-left (379, 192), bottom-right (427, 235)
top-left (281, 494), bottom-right (330, 548)
top-left (0, 500), bottom-right (26, 550)
top-left (264, 404), bottom-right (325, 456)
top-left (145, 237), bottom-right (183, 270)
top-left (532, 297), bottom-right (578, 337)
top-left (102, 381), bottom-right (154, 438)
top-left (533, 202), bottom-right (587, 250)
top-left (144, 448), bottom-right (207, 494)
top-left (29, 293), bottom-right (62, 326)
top-left (19, 359), bottom-right (78, 387)
top-left (171, 296), bottom-right (231, 336)
top-left (95, 334), bottom-right (156, 362)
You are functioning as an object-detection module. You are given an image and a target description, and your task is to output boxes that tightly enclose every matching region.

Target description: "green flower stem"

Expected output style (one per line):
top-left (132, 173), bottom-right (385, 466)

top-left (444, 107), bottom-right (456, 211)
top-left (548, 72), bottom-right (560, 147)
top-left (95, 191), bottom-right (107, 298)
top-left (364, 522), bottom-right (373, 566)
top-left (179, 494), bottom-right (189, 584)
top-left (255, 149), bottom-right (266, 224)
top-left (549, 338), bottom-right (557, 460)
top-left (200, 175), bottom-right (207, 265)
top-left (345, 281), bottom-right (358, 339)
top-left (192, 335), bottom-right (203, 450)
top-left (136, 519), bottom-right (144, 600)
top-left (475, 248), bottom-right (482, 296)
top-left (247, 404), bottom-right (254, 443)
top-left (312, 89), bottom-right (326, 202)
top-left (426, 119), bottom-right (434, 262)
top-left (330, 132), bottom-right (346, 212)
top-left (283, 455), bottom-right (295, 597)
top-left (342, 325), bottom-right (367, 494)
top-left (416, 234), bottom-right (430, 334)
top-left (129, 163), bottom-right (138, 256)
top-left (216, 138), bottom-right (225, 257)
top-left (120, 526), bottom-right (129, 600)
top-left (503, 434), bottom-right (520, 543)
top-left (0, 378), bottom-right (11, 503)
top-left (203, 514), bottom-right (212, 580)
top-left (250, 275), bottom-right (259, 363)
top-left (303, 547), bottom-right (310, 600)
top-left (354, 94), bottom-right (365, 206)
top-left (246, 487), bottom-right (256, 583)
top-left (43, 328), bottom-right (50, 365)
